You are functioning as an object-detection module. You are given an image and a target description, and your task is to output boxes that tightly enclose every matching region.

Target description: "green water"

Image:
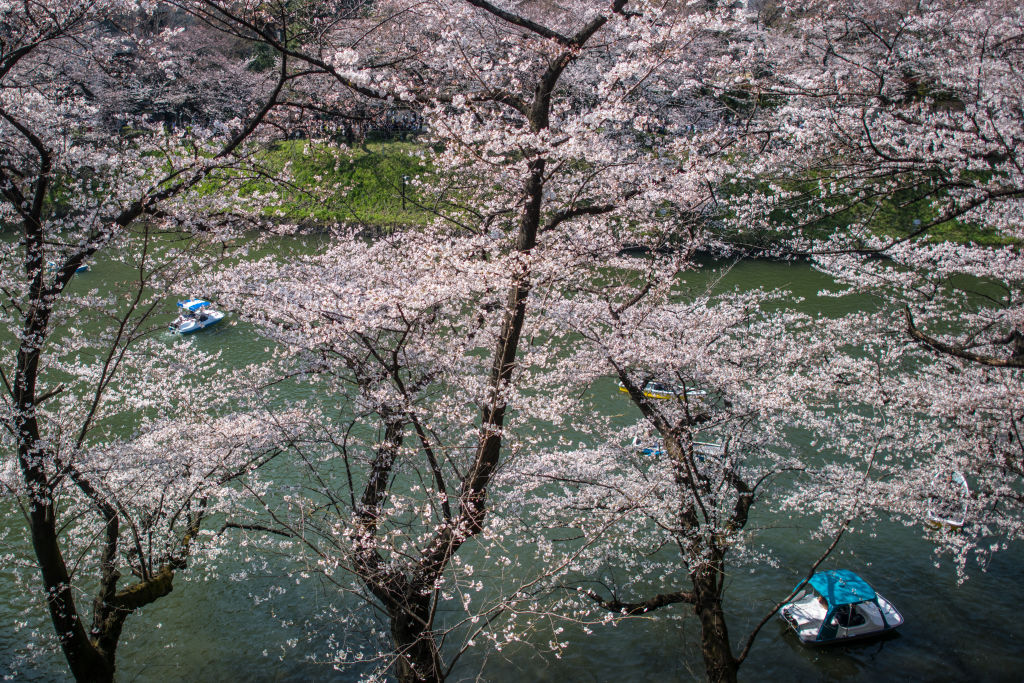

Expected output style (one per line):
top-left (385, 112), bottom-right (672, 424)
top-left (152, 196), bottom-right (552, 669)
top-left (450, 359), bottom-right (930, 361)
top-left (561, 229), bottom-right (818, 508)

top-left (1, 249), bottom-right (1021, 681)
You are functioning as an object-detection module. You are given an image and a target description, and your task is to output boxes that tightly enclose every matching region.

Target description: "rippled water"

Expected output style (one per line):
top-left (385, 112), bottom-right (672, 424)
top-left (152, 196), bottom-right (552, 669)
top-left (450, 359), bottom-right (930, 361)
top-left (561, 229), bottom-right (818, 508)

top-left (2, 248), bottom-right (1021, 681)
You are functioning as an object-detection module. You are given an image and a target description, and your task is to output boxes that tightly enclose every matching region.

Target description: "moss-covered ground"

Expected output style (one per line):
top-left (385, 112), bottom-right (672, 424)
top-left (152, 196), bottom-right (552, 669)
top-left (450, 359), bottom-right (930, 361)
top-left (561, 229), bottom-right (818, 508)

top-left (230, 139), bottom-right (1014, 248)
top-left (247, 138), bottom-right (434, 228)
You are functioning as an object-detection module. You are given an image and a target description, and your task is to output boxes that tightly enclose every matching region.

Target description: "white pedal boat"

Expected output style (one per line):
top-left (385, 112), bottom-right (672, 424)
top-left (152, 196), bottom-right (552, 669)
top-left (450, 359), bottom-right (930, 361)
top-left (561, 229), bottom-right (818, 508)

top-left (779, 569), bottom-right (903, 645)
top-left (926, 470), bottom-right (969, 529)
top-left (630, 433), bottom-right (724, 460)
top-left (169, 299), bottom-right (225, 334)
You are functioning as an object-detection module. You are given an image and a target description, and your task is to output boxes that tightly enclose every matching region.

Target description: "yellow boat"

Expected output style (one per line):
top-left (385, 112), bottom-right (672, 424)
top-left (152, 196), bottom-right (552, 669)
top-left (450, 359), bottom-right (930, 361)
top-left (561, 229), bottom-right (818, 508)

top-left (618, 380), bottom-right (706, 400)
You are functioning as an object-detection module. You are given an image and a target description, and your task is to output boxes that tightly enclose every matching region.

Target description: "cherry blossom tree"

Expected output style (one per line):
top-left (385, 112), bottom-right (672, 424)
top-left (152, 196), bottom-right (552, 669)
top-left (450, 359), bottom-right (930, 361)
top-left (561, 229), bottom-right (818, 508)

top-left (721, 0), bottom-right (1024, 571)
top-left (491, 256), bottom-right (878, 682)
top-left (200, 1), bottom-right (770, 680)
top-left (0, 2), bottom-right (301, 679)
top-left (189, 1), bottom-right (916, 680)
top-left (738, 0), bottom-right (1024, 248)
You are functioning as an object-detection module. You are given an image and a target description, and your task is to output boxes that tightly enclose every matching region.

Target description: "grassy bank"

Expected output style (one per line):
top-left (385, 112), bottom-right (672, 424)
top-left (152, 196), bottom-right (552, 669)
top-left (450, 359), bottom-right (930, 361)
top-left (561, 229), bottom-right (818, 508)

top-left (245, 140), bottom-right (1013, 249)
top-left (250, 139), bottom-right (433, 228)
top-left (715, 172), bottom-right (1018, 251)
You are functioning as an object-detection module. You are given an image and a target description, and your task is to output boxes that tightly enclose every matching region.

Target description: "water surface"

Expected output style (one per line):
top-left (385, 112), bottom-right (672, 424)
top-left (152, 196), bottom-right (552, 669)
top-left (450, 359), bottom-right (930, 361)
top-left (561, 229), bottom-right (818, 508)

top-left (1, 250), bottom-right (1020, 682)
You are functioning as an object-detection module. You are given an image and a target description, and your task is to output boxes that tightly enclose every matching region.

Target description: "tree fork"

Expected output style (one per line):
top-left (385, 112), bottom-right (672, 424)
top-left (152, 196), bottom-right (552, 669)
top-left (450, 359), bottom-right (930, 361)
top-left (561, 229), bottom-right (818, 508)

top-left (389, 592), bottom-right (443, 683)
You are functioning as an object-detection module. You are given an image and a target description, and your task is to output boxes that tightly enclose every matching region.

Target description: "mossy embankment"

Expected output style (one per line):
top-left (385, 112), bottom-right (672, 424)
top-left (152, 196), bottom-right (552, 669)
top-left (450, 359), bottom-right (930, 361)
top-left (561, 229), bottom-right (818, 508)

top-left (248, 139), bottom-right (1012, 249)
top-left (716, 172), bottom-right (1016, 252)
top-left (245, 139), bottom-right (434, 230)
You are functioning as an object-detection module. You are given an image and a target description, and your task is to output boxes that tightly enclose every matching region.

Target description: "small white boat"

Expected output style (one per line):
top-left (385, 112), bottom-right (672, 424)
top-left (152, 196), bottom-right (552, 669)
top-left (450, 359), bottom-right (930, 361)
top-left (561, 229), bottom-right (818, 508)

top-left (927, 470), bottom-right (969, 528)
top-left (618, 380), bottom-right (706, 401)
top-left (47, 261), bottom-right (89, 274)
top-left (169, 299), bottom-right (225, 334)
top-left (630, 433), bottom-right (723, 460)
top-left (779, 570), bottom-right (903, 645)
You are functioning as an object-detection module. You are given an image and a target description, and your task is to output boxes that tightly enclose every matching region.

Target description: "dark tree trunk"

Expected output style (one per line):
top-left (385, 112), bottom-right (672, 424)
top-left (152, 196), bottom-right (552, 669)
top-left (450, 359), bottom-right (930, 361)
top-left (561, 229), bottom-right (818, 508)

top-left (389, 595), bottom-right (443, 683)
top-left (16, 282), bottom-right (115, 681)
top-left (693, 567), bottom-right (738, 683)
top-left (28, 500), bottom-right (117, 683)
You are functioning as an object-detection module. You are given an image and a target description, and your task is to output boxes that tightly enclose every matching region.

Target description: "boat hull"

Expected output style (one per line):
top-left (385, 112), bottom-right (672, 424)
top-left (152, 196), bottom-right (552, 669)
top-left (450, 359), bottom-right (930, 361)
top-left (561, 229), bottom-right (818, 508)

top-left (170, 309), bottom-right (225, 334)
top-left (784, 620), bottom-right (900, 647)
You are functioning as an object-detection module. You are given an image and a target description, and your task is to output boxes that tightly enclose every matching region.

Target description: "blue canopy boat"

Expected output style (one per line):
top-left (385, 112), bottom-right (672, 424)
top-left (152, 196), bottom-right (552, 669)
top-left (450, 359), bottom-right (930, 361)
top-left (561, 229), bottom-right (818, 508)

top-left (169, 299), bottom-right (225, 334)
top-left (779, 569), bottom-right (903, 645)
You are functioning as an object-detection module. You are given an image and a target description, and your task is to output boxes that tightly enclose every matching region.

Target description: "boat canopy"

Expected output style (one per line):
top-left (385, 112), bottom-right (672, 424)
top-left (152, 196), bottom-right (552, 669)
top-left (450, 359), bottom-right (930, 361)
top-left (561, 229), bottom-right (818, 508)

top-left (178, 299), bottom-right (211, 312)
top-left (807, 569), bottom-right (876, 606)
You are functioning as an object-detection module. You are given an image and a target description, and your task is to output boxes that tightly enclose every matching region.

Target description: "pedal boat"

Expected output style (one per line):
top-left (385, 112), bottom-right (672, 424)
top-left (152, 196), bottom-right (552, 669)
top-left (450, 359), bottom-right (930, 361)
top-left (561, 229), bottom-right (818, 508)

top-left (618, 380), bottom-right (706, 400)
top-left (927, 470), bottom-right (969, 529)
top-left (779, 569), bottom-right (903, 645)
top-left (47, 261), bottom-right (89, 274)
top-left (169, 299), bottom-right (225, 334)
top-left (630, 434), bottom-right (724, 460)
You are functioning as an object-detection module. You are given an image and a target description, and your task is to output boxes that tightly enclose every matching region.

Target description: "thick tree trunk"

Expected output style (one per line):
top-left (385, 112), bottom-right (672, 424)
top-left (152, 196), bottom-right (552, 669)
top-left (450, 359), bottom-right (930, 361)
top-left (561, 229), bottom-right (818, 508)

top-left (28, 501), bottom-right (116, 683)
top-left (389, 596), bottom-right (443, 683)
top-left (17, 311), bottom-right (115, 681)
top-left (29, 504), bottom-right (181, 682)
top-left (693, 569), bottom-right (738, 683)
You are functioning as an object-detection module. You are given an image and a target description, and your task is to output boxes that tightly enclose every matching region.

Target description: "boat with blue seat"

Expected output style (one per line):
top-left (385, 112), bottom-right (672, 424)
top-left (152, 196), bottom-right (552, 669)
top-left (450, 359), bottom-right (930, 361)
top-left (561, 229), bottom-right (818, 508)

top-left (169, 299), bottom-right (225, 334)
top-left (631, 433), bottom-right (724, 460)
top-left (47, 260), bottom-right (89, 274)
top-left (779, 569), bottom-right (903, 645)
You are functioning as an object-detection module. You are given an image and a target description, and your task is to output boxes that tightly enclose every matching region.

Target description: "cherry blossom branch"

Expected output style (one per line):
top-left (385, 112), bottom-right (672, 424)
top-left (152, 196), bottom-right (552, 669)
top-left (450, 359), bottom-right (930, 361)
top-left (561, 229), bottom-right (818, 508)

top-left (216, 51), bottom-right (290, 160)
top-left (904, 307), bottom-right (1024, 368)
top-left (584, 587), bottom-right (697, 615)
top-left (541, 190), bottom-right (638, 234)
top-left (462, 0), bottom-right (575, 46)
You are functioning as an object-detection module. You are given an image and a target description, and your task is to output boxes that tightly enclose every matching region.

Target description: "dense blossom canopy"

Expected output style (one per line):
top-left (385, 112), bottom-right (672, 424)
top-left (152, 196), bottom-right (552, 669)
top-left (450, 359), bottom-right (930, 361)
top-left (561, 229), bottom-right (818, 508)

top-left (1, 0), bottom-right (1022, 681)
